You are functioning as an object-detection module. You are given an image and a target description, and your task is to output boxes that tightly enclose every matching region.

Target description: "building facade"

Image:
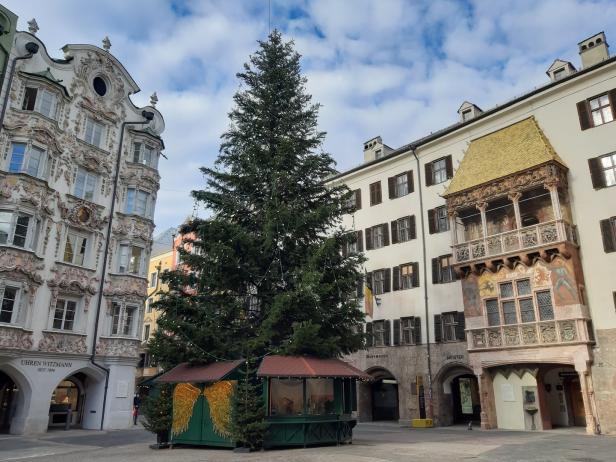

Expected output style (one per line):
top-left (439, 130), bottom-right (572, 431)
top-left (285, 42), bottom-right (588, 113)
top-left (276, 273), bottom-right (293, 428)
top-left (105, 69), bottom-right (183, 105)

top-left (335, 32), bottom-right (616, 433)
top-left (0, 21), bottom-right (165, 435)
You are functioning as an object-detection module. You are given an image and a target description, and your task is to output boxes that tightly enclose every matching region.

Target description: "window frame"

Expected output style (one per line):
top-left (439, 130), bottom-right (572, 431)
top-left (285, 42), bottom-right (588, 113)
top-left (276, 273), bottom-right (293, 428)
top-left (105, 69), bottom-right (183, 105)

top-left (8, 141), bottom-right (48, 179)
top-left (369, 181), bottom-right (382, 206)
top-left (74, 167), bottom-right (99, 202)
top-left (373, 320), bottom-right (386, 347)
top-left (432, 158), bottom-right (448, 184)
top-left (52, 296), bottom-right (79, 331)
top-left (132, 141), bottom-right (159, 169)
top-left (110, 301), bottom-right (140, 338)
top-left (84, 117), bottom-right (106, 148)
top-left (117, 243), bottom-right (146, 276)
top-left (22, 86), bottom-right (58, 119)
top-left (400, 317), bottom-right (416, 345)
top-left (589, 93), bottom-right (614, 127)
top-left (143, 323), bottom-right (151, 341)
top-left (433, 254), bottom-right (455, 284)
top-left (441, 312), bottom-right (458, 342)
top-left (0, 209), bottom-right (39, 251)
top-left (483, 278), bottom-right (554, 326)
top-left (0, 283), bottom-right (21, 325)
top-left (62, 229), bottom-right (90, 267)
top-left (399, 263), bottom-right (416, 290)
top-left (599, 153), bottom-right (616, 188)
top-left (149, 271), bottom-right (158, 288)
top-left (125, 187), bottom-right (153, 218)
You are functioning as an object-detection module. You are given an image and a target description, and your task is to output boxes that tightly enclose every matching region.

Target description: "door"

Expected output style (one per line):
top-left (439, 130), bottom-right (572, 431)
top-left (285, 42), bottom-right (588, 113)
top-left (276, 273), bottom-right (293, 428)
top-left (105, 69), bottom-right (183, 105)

top-left (371, 379), bottom-right (399, 421)
top-left (566, 379), bottom-right (586, 427)
top-left (0, 372), bottom-right (17, 433)
top-left (452, 375), bottom-right (481, 424)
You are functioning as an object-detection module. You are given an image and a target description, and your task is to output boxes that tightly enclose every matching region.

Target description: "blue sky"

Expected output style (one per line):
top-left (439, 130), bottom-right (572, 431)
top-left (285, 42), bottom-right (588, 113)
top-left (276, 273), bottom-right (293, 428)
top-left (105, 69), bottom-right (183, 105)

top-left (4, 0), bottom-right (616, 232)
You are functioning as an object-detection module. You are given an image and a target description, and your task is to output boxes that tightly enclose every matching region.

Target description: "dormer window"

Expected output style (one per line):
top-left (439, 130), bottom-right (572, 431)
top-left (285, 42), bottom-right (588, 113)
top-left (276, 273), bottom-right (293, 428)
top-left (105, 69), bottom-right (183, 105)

top-left (461, 109), bottom-right (472, 122)
top-left (553, 68), bottom-right (566, 81)
top-left (132, 142), bottom-right (158, 169)
top-left (374, 149), bottom-right (383, 160)
top-left (22, 87), bottom-right (57, 119)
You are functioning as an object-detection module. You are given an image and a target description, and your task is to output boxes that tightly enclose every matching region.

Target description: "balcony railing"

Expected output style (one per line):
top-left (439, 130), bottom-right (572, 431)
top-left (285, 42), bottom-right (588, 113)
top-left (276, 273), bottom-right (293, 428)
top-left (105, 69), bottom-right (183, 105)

top-left (453, 219), bottom-right (577, 264)
top-left (468, 318), bottom-right (589, 351)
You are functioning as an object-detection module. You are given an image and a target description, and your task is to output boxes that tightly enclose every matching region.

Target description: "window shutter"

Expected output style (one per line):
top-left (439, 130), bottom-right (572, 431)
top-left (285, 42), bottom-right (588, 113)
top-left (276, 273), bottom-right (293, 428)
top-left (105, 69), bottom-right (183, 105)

top-left (356, 276), bottom-right (363, 298)
top-left (410, 215), bottom-right (416, 240)
top-left (434, 314), bottom-right (442, 343)
top-left (428, 209), bottom-right (436, 234)
top-left (445, 155), bottom-right (454, 179)
top-left (341, 237), bottom-right (348, 258)
top-left (600, 219), bottom-right (616, 253)
top-left (407, 170), bottom-right (414, 193)
top-left (413, 316), bottom-right (422, 345)
top-left (355, 189), bottom-right (362, 210)
top-left (588, 157), bottom-right (606, 189)
top-left (383, 268), bottom-right (391, 293)
top-left (392, 266), bottom-right (400, 291)
top-left (356, 230), bottom-right (363, 252)
top-left (384, 320), bottom-right (391, 346)
top-left (432, 257), bottom-right (439, 284)
top-left (609, 89), bottom-right (616, 119)
top-left (391, 219), bottom-right (399, 244)
top-left (412, 262), bottom-right (420, 287)
top-left (393, 319), bottom-right (401, 346)
top-left (366, 272), bottom-right (373, 291)
top-left (456, 311), bottom-right (466, 341)
top-left (365, 322), bottom-right (373, 348)
top-left (365, 227), bottom-right (373, 250)
top-left (425, 162), bottom-right (433, 187)
top-left (577, 100), bottom-right (592, 130)
top-left (376, 182), bottom-right (382, 204)
top-left (383, 223), bottom-right (390, 246)
top-left (388, 176), bottom-right (396, 199)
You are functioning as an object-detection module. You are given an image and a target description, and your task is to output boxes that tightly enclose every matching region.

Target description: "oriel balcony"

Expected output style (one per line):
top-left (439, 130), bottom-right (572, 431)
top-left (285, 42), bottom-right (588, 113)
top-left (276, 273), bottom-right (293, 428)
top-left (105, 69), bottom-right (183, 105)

top-left (450, 185), bottom-right (578, 269)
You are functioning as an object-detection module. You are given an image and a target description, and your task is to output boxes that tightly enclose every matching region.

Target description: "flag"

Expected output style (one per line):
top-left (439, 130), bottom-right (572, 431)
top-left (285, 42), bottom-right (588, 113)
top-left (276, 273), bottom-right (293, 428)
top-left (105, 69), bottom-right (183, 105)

top-left (364, 273), bottom-right (373, 318)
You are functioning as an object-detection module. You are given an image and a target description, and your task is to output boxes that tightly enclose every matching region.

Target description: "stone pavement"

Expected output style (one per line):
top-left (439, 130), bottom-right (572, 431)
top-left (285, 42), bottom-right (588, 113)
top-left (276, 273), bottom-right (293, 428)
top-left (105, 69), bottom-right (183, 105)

top-left (1, 423), bottom-right (615, 461)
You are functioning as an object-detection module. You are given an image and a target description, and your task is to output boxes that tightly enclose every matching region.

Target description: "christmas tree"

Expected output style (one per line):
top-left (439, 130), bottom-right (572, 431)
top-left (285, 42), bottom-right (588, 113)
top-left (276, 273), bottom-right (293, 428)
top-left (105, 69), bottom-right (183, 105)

top-left (149, 30), bottom-right (365, 447)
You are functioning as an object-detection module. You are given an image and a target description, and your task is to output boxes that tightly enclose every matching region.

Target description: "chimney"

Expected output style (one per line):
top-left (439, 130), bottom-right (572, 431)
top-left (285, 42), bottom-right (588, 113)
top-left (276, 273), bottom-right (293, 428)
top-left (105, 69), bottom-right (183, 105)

top-left (457, 101), bottom-right (483, 123)
top-left (363, 136), bottom-right (393, 163)
top-left (578, 32), bottom-right (609, 69)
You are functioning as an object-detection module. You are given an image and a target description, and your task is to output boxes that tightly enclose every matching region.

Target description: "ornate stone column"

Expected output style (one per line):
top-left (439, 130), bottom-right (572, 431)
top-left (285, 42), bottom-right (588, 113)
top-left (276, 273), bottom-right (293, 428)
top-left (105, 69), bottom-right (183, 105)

top-left (476, 202), bottom-right (488, 239)
top-left (449, 210), bottom-right (459, 246)
top-left (545, 183), bottom-right (562, 221)
top-left (508, 192), bottom-right (522, 229)
top-left (475, 368), bottom-right (497, 429)
top-left (575, 366), bottom-right (598, 434)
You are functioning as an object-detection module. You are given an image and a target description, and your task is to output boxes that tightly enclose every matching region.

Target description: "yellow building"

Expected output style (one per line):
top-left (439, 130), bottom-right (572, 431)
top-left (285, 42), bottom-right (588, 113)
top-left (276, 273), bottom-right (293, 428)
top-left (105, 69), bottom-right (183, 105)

top-left (136, 228), bottom-right (175, 383)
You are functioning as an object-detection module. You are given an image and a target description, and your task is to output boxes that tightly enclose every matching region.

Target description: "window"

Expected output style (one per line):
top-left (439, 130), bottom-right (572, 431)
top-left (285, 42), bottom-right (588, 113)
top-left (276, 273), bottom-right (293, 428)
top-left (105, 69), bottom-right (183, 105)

top-left (110, 302), bottom-right (139, 337)
top-left (22, 87), bottom-right (57, 119)
top-left (367, 268), bottom-right (390, 296)
top-left (343, 230), bottom-right (363, 256)
top-left (600, 217), bottom-right (616, 253)
top-left (589, 152), bottom-right (616, 189)
top-left (485, 299), bottom-right (500, 326)
top-left (365, 223), bottom-right (389, 250)
top-left (270, 379), bottom-right (303, 416)
top-left (391, 215), bottom-right (415, 244)
top-left (306, 379), bottom-right (335, 415)
top-left (578, 91), bottom-right (615, 130)
top-left (374, 149), bottom-right (383, 159)
top-left (373, 320), bottom-right (390, 346)
top-left (74, 167), bottom-right (98, 201)
top-left (150, 271), bottom-right (158, 288)
top-left (118, 244), bottom-right (144, 275)
top-left (0, 210), bottom-right (39, 250)
top-left (428, 206), bottom-right (450, 234)
top-left (346, 189), bottom-right (361, 211)
top-left (369, 181), bottom-right (382, 206)
top-left (388, 171), bottom-right (413, 199)
top-left (146, 297), bottom-right (153, 313)
top-left (462, 109), bottom-right (472, 121)
top-left (393, 262), bottom-right (419, 290)
top-left (143, 324), bottom-right (151, 341)
top-left (52, 298), bottom-right (77, 331)
top-left (434, 312), bottom-right (465, 343)
top-left (0, 286), bottom-right (19, 324)
top-left (63, 230), bottom-right (88, 266)
top-left (400, 317), bottom-right (419, 345)
top-left (125, 188), bottom-right (151, 217)
top-left (432, 254), bottom-right (455, 284)
top-left (84, 118), bottom-right (105, 148)
top-left (132, 142), bottom-right (158, 169)
top-left (536, 290), bottom-right (554, 321)
top-left (553, 68), bottom-right (566, 81)
top-left (425, 156), bottom-right (453, 186)
top-left (93, 77), bottom-right (107, 96)
top-left (8, 142), bottom-right (47, 178)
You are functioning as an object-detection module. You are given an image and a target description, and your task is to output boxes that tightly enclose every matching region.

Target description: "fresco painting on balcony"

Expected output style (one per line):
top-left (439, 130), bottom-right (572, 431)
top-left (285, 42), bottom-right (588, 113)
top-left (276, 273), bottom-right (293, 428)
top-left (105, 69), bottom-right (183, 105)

top-left (462, 275), bottom-right (482, 316)
top-left (550, 258), bottom-right (578, 306)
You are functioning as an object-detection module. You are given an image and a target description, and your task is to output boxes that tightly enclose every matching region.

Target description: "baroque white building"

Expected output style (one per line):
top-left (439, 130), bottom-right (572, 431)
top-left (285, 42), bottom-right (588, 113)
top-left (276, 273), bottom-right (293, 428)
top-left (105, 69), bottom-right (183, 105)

top-left (0, 22), bottom-right (164, 435)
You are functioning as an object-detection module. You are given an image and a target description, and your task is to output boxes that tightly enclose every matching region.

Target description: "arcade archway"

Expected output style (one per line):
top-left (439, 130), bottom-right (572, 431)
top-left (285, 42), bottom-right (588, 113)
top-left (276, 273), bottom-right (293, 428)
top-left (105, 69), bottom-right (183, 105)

top-left (435, 364), bottom-right (480, 426)
top-left (0, 366), bottom-right (32, 435)
top-left (369, 368), bottom-right (399, 421)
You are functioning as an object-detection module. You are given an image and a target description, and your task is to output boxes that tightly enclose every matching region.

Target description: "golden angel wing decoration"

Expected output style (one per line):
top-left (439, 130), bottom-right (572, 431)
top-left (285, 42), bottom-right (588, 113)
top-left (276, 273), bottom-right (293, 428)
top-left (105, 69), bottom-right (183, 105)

top-left (172, 383), bottom-right (201, 436)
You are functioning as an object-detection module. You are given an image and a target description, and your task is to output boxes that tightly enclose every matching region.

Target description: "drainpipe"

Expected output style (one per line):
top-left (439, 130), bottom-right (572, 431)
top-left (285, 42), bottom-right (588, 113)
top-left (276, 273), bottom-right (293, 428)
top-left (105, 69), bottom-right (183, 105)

top-left (0, 41), bottom-right (39, 136)
top-left (412, 146), bottom-right (434, 421)
top-left (90, 110), bottom-right (155, 430)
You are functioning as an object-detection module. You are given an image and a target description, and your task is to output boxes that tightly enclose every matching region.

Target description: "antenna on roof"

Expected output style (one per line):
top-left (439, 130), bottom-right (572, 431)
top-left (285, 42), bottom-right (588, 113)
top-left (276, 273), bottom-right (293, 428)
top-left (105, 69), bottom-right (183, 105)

top-left (268, 0), bottom-right (272, 34)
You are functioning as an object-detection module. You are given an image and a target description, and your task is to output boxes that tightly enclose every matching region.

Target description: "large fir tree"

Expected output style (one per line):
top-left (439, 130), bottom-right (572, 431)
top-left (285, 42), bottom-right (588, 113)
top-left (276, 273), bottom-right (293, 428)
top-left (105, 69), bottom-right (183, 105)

top-left (149, 30), bottom-right (363, 369)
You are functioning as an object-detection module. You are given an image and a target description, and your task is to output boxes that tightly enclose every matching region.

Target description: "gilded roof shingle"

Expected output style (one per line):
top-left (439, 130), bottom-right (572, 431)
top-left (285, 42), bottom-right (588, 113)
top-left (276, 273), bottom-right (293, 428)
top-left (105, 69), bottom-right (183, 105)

top-left (444, 117), bottom-right (566, 196)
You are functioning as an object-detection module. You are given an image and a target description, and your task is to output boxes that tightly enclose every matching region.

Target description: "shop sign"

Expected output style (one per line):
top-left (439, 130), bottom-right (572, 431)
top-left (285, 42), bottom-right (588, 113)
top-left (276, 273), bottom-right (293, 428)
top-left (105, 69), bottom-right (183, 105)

top-left (445, 354), bottom-right (464, 362)
top-left (20, 359), bottom-right (73, 373)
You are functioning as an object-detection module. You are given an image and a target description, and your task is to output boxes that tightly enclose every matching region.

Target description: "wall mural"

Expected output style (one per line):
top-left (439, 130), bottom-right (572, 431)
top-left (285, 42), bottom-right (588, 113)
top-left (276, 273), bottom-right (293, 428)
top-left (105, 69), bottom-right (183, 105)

top-left (463, 257), bottom-right (581, 320)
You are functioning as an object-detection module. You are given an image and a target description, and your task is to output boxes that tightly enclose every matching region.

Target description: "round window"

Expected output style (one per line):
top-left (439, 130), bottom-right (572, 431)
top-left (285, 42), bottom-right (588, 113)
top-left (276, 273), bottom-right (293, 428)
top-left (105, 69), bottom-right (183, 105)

top-left (93, 76), bottom-right (107, 96)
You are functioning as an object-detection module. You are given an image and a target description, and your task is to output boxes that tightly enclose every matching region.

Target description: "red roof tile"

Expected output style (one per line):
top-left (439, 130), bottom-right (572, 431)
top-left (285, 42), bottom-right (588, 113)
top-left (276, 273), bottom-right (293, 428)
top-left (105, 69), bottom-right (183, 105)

top-left (257, 355), bottom-right (371, 380)
top-left (156, 360), bottom-right (243, 383)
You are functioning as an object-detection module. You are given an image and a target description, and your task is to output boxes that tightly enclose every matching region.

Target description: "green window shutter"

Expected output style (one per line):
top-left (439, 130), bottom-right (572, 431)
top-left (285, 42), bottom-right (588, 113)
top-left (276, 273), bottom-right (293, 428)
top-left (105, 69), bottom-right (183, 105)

top-left (410, 215), bottom-right (416, 240)
top-left (407, 170), bottom-right (414, 193)
top-left (355, 189), bottom-right (362, 210)
top-left (456, 311), bottom-right (466, 341)
top-left (383, 223), bottom-right (390, 246)
top-left (588, 157), bottom-right (606, 189)
top-left (393, 319), bottom-right (401, 346)
top-left (392, 266), bottom-right (400, 291)
top-left (445, 155), bottom-right (454, 179)
top-left (428, 208), bottom-right (436, 234)
top-left (365, 227), bottom-right (373, 250)
top-left (413, 316), bottom-right (422, 345)
top-left (388, 176), bottom-right (396, 199)
top-left (384, 320), bottom-right (391, 346)
top-left (432, 257), bottom-right (439, 284)
top-left (412, 262), bottom-right (420, 288)
top-left (434, 314), bottom-right (442, 343)
top-left (365, 322), bottom-right (373, 348)
top-left (425, 162), bottom-right (433, 187)
top-left (391, 219), bottom-right (399, 244)
top-left (383, 268), bottom-right (391, 293)
top-left (600, 218), bottom-right (616, 253)
top-left (577, 100), bottom-right (591, 130)
top-left (356, 230), bottom-right (363, 252)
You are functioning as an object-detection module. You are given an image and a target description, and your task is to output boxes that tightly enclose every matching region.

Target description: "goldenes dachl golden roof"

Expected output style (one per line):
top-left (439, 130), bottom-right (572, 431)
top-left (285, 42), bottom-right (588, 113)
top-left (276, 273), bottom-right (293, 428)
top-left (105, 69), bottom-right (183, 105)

top-left (444, 117), bottom-right (566, 196)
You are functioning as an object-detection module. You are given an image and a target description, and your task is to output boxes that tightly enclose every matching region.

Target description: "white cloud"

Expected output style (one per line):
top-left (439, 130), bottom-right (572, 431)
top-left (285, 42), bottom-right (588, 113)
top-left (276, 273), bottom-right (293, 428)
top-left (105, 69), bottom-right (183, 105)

top-left (3, 0), bottom-right (615, 231)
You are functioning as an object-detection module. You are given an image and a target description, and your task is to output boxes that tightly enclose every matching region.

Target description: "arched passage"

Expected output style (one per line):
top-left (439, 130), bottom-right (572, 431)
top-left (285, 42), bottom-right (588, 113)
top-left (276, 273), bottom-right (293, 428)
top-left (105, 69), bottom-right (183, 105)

top-left (434, 363), bottom-right (481, 426)
top-left (359, 367), bottom-right (399, 422)
top-left (48, 366), bottom-right (106, 431)
top-left (0, 365), bottom-right (33, 435)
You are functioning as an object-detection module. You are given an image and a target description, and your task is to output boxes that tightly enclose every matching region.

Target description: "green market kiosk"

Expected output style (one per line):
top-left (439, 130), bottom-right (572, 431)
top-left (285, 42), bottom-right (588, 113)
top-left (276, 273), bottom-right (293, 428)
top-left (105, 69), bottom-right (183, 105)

top-left (156, 355), bottom-right (370, 449)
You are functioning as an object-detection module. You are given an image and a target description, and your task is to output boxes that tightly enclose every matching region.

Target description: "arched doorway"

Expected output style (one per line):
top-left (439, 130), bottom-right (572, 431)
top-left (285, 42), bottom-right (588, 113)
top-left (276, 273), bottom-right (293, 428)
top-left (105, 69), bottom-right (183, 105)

top-left (541, 366), bottom-right (586, 428)
top-left (0, 371), bottom-right (18, 433)
top-left (451, 374), bottom-right (481, 424)
top-left (370, 368), bottom-right (399, 421)
top-left (48, 373), bottom-right (86, 429)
